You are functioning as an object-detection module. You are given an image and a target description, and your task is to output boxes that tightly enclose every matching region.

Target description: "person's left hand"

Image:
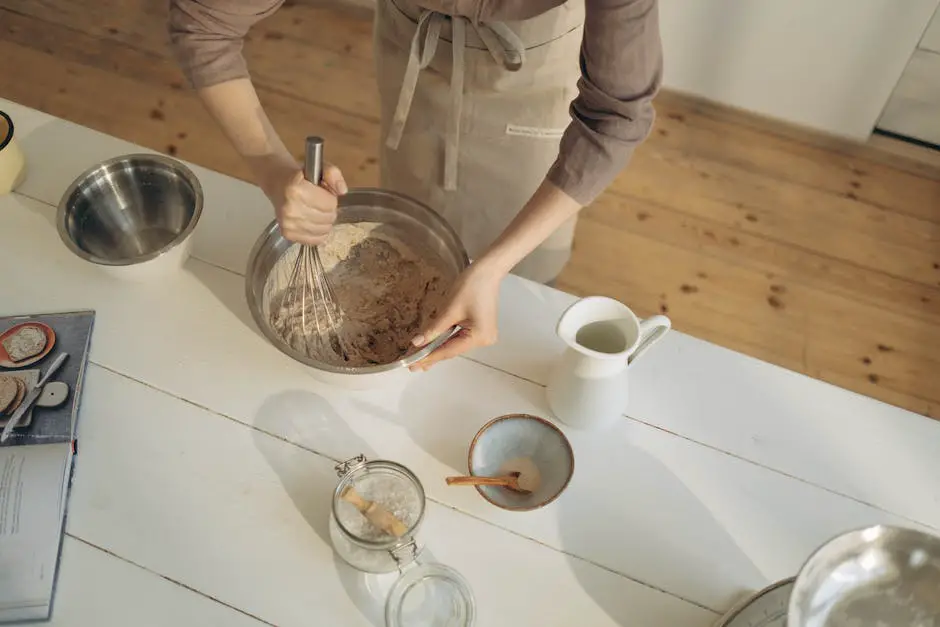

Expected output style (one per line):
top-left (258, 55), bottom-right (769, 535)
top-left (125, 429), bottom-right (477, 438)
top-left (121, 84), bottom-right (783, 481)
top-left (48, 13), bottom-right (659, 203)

top-left (408, 262), bottom-right (504, 371)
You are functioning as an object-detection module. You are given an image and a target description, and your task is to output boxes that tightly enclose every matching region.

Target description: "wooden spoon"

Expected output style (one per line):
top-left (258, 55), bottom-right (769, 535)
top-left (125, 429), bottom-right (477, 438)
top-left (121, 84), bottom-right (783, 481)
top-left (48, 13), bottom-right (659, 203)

top-left (340, 486), bottom-right (409, 538)
top-left (445, 471), bottom-right (533, 494)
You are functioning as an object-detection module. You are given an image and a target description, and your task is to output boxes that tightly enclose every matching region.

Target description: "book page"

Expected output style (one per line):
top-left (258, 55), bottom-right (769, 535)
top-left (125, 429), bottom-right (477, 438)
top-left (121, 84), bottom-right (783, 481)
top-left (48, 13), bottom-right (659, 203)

top-left (0, 443), bottom-right (70, 617)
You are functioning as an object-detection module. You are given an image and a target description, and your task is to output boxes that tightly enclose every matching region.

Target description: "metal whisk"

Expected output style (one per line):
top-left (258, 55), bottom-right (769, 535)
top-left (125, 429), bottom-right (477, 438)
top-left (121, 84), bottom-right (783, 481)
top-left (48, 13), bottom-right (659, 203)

top-left (282, 136), bottom-right (349, 362)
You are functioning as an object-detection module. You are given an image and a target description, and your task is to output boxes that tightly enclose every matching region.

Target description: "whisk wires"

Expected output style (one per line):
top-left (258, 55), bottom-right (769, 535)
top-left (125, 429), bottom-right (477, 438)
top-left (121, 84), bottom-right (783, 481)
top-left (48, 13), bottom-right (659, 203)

top-left (279, 135), bottom-right (351, 363)
top-left (285, 242), bottom-right (349, 361)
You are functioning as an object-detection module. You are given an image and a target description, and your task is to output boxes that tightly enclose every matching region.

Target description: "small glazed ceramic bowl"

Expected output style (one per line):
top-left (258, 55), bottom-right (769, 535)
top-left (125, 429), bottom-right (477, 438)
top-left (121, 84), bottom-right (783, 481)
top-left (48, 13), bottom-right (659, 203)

top-left (467, 413), bottom-right (574, 511)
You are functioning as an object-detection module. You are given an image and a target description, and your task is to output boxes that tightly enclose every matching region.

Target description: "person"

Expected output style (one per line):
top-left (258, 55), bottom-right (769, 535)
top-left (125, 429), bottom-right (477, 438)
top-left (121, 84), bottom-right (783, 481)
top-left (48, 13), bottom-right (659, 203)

top-left (167, 0), bottom-right (662, 371)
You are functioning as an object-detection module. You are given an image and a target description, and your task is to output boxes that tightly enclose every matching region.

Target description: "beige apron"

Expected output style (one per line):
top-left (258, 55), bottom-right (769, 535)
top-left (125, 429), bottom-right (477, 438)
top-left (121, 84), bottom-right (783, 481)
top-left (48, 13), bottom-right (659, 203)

top-left (373, 0), bottom-right (585, 284)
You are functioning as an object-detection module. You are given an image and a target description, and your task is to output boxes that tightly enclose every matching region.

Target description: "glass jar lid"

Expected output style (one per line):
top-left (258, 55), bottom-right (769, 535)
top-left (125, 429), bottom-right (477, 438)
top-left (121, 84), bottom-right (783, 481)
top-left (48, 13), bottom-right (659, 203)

top-left (385, 562), bottom-right (476, 627)
top-left (333, 456), bottom-right (426, 548)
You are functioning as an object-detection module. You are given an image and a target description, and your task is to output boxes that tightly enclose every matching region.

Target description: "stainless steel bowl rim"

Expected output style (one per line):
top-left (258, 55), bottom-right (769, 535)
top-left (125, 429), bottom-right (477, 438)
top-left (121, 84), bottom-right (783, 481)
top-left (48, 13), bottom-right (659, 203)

top-left (245, 186), bottom-right (470, 376)
top-left (56, 152), bottom-right (204, 266)
top-left (788, 523), bottom-right (940, 626)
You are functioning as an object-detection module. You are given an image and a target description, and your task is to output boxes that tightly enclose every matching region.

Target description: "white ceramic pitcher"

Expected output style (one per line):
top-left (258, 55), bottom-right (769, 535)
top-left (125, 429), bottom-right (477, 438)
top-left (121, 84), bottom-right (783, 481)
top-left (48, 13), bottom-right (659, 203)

top-left (546, 296), bottom-right (671, 430)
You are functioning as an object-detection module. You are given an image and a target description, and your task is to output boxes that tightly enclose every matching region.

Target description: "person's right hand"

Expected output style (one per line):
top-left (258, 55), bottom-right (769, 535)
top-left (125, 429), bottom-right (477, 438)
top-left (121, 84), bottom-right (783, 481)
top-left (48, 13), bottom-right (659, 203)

top-left (261, 162), bottom-right (348, 246)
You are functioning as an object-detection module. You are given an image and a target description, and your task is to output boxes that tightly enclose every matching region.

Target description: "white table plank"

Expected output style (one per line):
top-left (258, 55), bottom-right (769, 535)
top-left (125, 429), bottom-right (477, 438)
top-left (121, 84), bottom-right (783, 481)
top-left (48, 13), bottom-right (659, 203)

top-left (67, 365), bottom-right (714, 627)
top-left (4, 96), bottom-right (939, 535)
top-left (479, 281), bottom-right (940, 530)
top-left (1, 193), bottom-right (931, 611)
top-left (16, 538), bottom-right (267, 626)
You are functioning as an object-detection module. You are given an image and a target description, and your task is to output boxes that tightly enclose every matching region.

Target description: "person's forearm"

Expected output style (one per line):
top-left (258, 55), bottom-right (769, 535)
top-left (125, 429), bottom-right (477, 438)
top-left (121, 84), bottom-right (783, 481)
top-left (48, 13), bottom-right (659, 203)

top-left (197, 78), bottom-right (297, 183)
top-left (475, 179), bottom-right (583, 275)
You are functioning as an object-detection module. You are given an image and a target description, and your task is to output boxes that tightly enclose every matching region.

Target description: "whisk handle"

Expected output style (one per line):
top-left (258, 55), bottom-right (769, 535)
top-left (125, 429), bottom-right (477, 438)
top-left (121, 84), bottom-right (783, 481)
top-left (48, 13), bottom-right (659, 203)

top-left (304, 136), bottom-right (324, 185)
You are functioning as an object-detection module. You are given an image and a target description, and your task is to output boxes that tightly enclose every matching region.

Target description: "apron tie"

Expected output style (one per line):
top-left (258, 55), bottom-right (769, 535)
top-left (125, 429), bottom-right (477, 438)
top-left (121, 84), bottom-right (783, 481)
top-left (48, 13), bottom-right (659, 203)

top-left (385, 9), bottom-right (526, 192)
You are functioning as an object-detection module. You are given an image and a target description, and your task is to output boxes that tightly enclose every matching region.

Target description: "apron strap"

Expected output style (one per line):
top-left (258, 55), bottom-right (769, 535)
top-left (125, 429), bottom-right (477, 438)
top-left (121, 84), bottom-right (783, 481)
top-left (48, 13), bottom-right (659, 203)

top-left (385, 10), bottom-right (444, 152)
top-left (472, 21), bottom-right (525, 72)
top-left (444, 18), bottom-right (466, 191)
top-left (385, 9), bottom-right (526, 192)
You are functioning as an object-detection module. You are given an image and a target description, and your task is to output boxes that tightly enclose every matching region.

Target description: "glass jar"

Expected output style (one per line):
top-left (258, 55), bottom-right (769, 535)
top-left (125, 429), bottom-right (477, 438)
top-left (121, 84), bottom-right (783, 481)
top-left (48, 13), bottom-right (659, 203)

top-left (329, 454), bottom-right (476, 626)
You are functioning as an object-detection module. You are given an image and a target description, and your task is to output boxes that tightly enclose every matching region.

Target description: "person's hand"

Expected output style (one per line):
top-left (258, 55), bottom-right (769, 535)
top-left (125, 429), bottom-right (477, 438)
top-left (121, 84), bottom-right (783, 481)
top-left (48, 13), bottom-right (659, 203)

top-left (408, 262), bottom-right (505, 372)
top-left (260, 161), bottom-right (348, 246)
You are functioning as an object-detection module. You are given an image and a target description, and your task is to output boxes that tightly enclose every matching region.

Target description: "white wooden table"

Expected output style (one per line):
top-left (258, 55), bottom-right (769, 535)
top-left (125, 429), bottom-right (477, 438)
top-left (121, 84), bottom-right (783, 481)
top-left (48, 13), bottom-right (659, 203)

top-left (2, 96), bottom-right (939, 626)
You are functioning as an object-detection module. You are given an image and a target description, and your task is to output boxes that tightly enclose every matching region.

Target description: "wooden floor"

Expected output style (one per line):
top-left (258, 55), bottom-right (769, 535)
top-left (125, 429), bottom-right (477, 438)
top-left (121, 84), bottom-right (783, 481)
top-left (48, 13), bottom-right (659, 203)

top-left (2, 0), bottom-right (940, 419)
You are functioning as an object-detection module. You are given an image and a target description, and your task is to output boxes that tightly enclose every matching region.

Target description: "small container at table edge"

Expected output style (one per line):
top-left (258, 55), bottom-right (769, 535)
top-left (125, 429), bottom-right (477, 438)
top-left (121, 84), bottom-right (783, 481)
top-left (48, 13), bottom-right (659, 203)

top-left (0, 111), bottom-right (27, 196)
top-left (329, 454), bottom-right (476, 627)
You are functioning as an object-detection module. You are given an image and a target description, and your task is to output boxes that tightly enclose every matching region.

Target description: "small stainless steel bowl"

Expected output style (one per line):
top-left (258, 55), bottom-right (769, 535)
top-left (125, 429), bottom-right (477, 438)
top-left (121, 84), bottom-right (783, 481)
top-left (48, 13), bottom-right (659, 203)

top-left (245, 187), bottom-right (470, 388)
top-left (788, 524), bottom-right (940, 627)
top-left (57, 153), bottom-right (203, 277)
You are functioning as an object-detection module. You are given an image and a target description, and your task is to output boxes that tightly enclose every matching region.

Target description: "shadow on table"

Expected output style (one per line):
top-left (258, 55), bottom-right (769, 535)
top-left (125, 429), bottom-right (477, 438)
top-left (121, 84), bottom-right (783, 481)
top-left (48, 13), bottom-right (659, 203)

top-left (16, 116), bottom-right (129, 211)
top-left (188, 260), bottom-right (268, 344)
top-left (15, 191), bottom-right (57, 230)
top-left (555, 419), bottom-right (763, 623)
top-left (253, 388), bottom-right (393, 627)
top-left (348, 360), bottom-right (546, 474)
top-left (349, 393), bottom-right (470, 473)
top-left (345, 359), bottom-right (755, 621)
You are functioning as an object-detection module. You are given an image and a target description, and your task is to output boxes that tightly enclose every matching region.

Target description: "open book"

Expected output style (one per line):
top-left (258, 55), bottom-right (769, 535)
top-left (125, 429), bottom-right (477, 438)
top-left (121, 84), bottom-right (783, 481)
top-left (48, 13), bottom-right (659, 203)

top-left (0, 310), bottom-right (95, 623)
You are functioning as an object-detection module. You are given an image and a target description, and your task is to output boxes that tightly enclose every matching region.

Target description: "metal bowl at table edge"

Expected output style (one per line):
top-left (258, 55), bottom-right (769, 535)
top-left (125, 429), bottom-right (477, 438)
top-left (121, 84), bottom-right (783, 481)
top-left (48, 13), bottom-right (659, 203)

top-left (245, 187), bottom-right (470, 388)
top-left (787, 524), bottom-right (940, 627)
top-left (56, 153), bottom-right (203, 281)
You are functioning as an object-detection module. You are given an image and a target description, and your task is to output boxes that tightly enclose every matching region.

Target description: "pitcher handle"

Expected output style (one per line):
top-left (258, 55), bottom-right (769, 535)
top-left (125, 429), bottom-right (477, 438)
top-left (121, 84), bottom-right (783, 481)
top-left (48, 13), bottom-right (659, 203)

top-left (628, 315), bottom-right (671, 366)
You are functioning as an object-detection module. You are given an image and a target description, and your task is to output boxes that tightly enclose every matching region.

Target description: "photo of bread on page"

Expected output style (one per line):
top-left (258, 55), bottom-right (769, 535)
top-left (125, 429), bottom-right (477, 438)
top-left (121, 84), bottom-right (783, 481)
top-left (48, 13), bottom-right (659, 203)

top-left (0, 321), bottom-right (55, 368)
top-left (0, 312), bottom-right (95, 446)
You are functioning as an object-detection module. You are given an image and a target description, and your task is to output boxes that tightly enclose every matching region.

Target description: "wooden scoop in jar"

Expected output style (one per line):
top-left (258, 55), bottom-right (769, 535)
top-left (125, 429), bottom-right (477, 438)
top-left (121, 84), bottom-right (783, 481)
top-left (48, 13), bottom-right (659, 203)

top-left (340, 486), bottom-right (409, 538)
top-left (445, 471), bottom-right (534, 494)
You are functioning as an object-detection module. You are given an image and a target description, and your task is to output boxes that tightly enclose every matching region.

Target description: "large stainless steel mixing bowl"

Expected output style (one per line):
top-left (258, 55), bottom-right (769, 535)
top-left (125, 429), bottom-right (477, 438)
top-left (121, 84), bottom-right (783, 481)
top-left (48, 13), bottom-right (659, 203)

top-left (57, 153), bottom-right (203, 281)
top-left (788, 524), bottom-right (940, 627)
top-left (245, 187), bottom-right (470, 389)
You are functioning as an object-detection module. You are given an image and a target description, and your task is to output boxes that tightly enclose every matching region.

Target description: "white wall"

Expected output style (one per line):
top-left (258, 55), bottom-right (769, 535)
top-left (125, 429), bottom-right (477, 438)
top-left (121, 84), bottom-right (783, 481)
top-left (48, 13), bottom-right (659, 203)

top-left (658, 0), bottom-right (940, 140)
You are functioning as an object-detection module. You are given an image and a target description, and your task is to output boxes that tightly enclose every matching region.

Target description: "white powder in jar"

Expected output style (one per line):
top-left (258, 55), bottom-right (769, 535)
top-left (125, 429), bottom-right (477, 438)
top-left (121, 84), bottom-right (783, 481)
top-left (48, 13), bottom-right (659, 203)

top-left (331, 470), bottom-right (424, 574)
top-left (336, 472), bottom-right (422, 541)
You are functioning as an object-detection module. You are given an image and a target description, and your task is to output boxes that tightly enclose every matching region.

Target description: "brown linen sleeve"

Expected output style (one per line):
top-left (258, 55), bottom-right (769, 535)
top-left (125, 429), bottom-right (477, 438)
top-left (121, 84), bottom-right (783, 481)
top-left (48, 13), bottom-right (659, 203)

top-left (168, 0), bottom-right (285, 90)
top-left (546, 0), bottom-right (663, 206)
